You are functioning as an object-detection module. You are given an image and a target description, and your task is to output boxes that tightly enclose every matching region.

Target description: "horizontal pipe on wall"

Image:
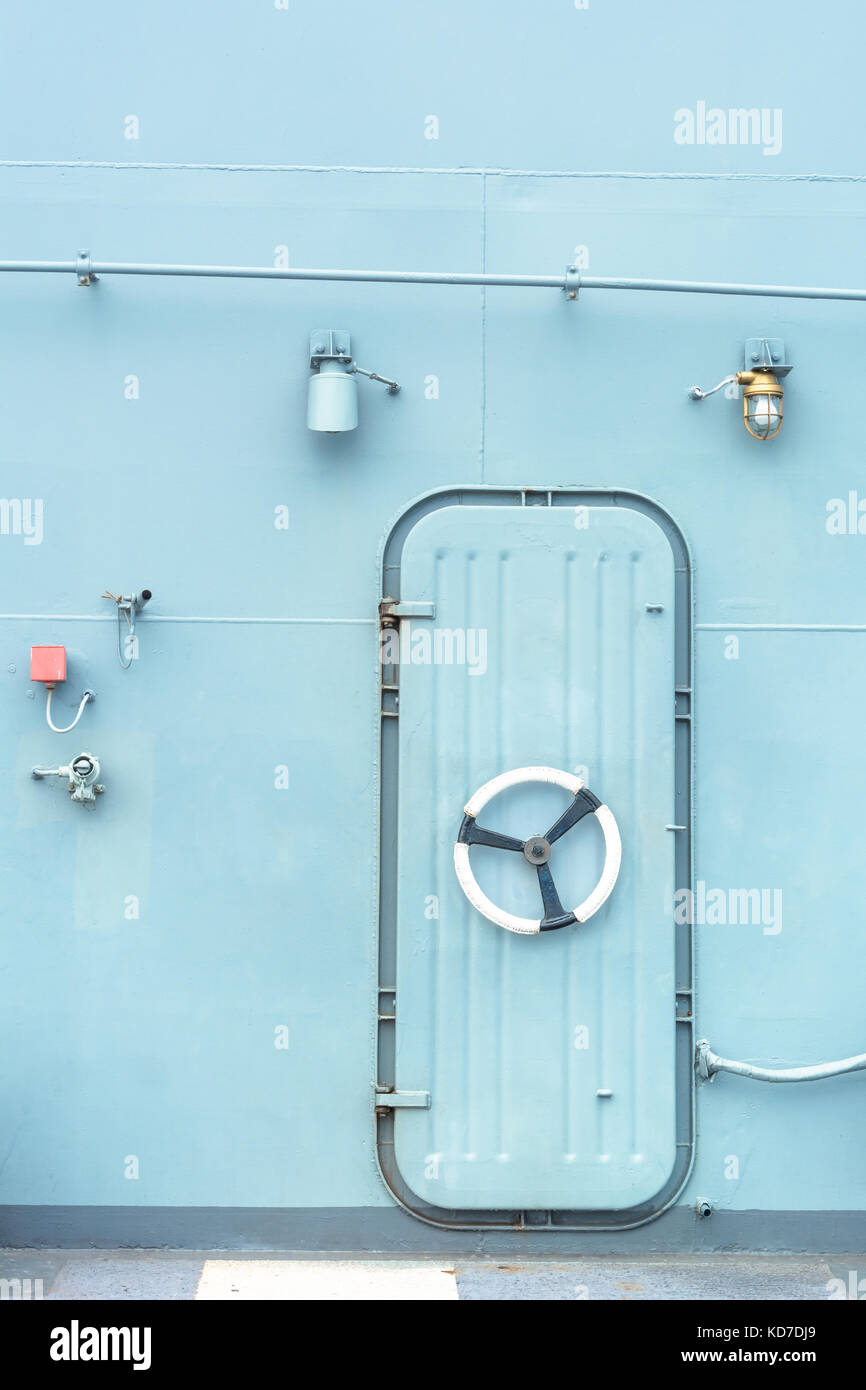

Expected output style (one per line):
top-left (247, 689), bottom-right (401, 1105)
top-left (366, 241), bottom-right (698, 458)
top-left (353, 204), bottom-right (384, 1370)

top-left (0, 612), bottom-right (374, 625)
top-left (0, 258), bottom-right (865, 301)
top-left (697, 1039), bottom-right (866, 1083)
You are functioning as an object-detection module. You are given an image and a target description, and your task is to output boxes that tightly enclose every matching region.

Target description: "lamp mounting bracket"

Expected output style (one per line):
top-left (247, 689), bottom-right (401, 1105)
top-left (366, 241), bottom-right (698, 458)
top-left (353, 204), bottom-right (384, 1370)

top-left (743, 337), bottom-right (792, 378)
top-left (310, 329), bottom-right (351, 367)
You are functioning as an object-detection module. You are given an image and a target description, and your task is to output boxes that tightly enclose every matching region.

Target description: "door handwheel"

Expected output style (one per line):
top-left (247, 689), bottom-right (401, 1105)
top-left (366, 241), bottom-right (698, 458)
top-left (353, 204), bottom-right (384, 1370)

top-left (453, 766), bottom-right (622, 934)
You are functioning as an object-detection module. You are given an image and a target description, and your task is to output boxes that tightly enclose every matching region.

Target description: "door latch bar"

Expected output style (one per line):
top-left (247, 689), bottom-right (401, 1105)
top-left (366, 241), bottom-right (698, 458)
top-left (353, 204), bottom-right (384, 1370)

top-left (373, 1087), bottom-right (431, 1109)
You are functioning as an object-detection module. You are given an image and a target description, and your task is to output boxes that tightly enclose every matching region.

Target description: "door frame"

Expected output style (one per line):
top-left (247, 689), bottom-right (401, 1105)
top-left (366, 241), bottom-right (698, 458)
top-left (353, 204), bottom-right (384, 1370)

top-left (374, 485), bottom-right (694, 1231)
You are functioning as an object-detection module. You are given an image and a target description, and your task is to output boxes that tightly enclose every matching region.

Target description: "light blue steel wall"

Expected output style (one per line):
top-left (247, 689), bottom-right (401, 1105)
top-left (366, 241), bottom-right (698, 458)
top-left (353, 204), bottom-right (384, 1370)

top-left (1, 0), bottom-right (864, 1238)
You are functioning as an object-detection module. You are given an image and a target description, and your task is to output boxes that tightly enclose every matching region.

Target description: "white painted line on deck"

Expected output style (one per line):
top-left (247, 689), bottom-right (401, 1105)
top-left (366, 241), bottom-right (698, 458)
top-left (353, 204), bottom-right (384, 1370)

top-left (194, 1259), bottom-right (459, 1301)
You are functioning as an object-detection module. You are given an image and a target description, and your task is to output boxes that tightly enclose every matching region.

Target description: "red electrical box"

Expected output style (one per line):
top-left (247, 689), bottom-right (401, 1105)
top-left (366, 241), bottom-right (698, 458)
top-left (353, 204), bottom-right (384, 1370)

top-left (30, 645), bottom-right (66, 685)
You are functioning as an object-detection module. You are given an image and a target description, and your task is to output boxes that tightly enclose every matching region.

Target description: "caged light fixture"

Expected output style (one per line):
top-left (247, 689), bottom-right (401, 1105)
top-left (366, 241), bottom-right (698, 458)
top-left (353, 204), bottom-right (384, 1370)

top-left (306, 331), bottom-right (399, 433)
top-left (689, 338), bottom-right (792, 439)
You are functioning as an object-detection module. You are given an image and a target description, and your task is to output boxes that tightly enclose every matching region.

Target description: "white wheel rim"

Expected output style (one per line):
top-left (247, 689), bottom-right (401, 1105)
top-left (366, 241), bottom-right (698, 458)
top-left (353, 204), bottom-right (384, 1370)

top-left (453, 765), bottom-right (622, 935)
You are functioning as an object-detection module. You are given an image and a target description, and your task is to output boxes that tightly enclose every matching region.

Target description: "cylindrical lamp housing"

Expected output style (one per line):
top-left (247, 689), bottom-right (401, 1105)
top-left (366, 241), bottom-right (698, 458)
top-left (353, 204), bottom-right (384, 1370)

top-left (307, 360), bottom-right (358, 433)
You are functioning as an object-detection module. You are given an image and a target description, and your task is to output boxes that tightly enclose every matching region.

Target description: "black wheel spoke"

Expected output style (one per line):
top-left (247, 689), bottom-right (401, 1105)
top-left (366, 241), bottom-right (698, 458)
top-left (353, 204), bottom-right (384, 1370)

top-left (537, 863), bottom-right (577, 931)
top-left (457, 814), bottom-right (524, 853)
top-left (537, 861), bottom-right (566, 919)
top-left (545, 787), bottom-right (601, 845)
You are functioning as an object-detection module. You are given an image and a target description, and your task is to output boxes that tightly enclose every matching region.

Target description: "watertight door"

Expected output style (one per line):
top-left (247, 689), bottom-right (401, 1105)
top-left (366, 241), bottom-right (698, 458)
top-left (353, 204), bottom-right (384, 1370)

top-left (390, 501), bottom-right (681, 1214)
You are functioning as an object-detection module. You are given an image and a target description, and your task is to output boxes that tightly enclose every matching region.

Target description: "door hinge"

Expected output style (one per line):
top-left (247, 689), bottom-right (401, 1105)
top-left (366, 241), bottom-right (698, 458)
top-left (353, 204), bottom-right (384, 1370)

top-left (379, 599), bottom-right (436, 719)
top-left (379, 597), bottom-right (436, 628)
top-left (373, 1086), bottom-right (431, 1110)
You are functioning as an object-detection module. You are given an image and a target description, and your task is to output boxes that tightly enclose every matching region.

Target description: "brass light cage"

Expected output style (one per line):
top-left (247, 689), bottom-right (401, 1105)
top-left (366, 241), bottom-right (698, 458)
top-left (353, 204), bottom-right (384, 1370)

top-left (735, 368), bottom-right (784, 440)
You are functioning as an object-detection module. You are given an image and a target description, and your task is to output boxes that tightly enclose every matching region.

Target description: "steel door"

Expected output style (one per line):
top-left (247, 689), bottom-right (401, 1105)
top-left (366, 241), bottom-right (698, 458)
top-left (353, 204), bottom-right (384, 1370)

top-left (379, 494), bottom-right (691, 1220)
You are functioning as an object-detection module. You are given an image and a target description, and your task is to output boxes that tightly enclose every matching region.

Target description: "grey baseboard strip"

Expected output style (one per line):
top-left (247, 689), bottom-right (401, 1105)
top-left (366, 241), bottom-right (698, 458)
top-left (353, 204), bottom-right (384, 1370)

top-left (2, 1206), bottom-right (865, 1254)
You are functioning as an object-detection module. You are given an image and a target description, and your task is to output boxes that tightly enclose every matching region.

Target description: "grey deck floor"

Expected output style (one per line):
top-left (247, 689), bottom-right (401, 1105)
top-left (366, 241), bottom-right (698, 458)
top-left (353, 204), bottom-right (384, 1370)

top-left (1, 1250), bottom-right (863, 1300)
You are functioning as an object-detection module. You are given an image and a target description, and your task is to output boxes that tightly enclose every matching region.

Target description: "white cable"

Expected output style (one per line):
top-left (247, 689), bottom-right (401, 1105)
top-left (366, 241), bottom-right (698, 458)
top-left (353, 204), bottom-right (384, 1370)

top-left (116, 604), bottom-right (133, 669)
top-left (696, 1039), bottom-right (866, 1084)
top-left (45, 687), bottom-right (92, 734)
top-left (688, 375), bottom-right (737, 400)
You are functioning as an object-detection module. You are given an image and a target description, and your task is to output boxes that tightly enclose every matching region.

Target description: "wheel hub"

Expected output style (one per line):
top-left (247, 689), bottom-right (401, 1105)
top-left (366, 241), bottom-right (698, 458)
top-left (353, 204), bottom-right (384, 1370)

top-left (523, 835), bottom-right (551, 865)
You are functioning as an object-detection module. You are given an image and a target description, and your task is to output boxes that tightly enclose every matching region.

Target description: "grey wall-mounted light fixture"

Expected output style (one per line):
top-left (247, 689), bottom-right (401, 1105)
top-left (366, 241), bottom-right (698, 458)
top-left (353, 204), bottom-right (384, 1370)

top-left (307, 331), bottom-right (400, 433)
top-left (689, 338), bottom-right (792, 439)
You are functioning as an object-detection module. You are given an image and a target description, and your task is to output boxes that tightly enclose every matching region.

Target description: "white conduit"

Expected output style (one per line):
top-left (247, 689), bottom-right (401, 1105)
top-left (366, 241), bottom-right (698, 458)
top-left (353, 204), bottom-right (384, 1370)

top-left (45, 687), bottom-right (92, 734)
top-left (2, 259), bottom-right (866, 302)
top-left (696, 1039), bottom-right (866, 1083)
